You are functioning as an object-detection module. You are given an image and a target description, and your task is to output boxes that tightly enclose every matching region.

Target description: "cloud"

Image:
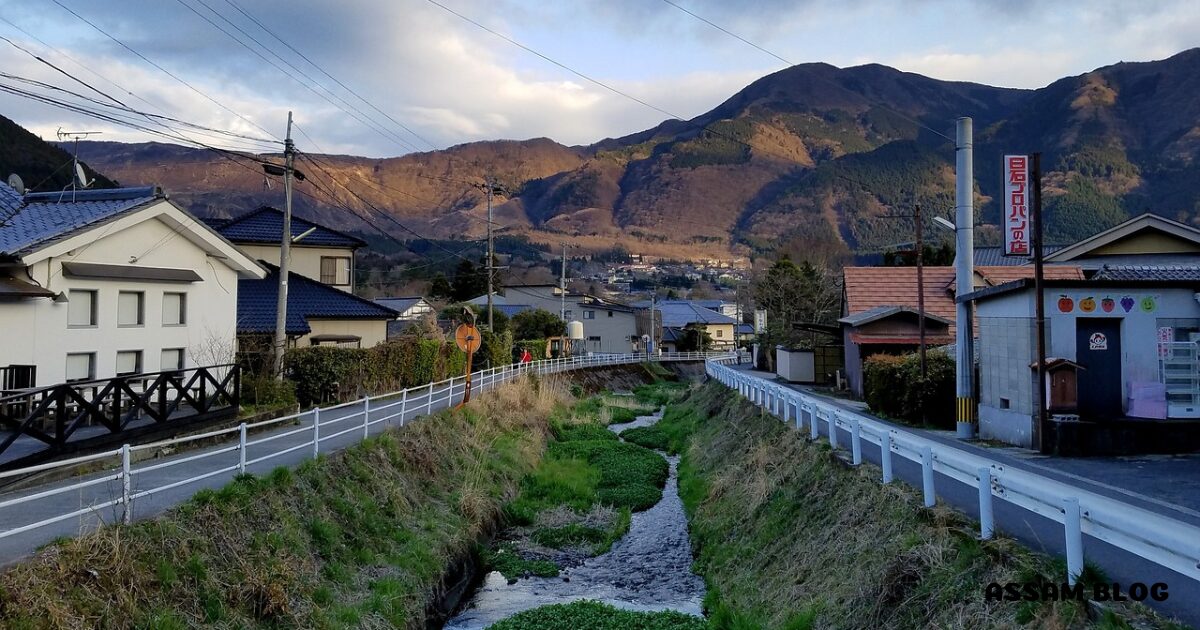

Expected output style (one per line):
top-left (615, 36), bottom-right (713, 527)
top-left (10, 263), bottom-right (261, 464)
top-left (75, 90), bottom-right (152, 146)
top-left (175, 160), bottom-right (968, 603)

top-left (0, 0), bottom-right (1195, 158)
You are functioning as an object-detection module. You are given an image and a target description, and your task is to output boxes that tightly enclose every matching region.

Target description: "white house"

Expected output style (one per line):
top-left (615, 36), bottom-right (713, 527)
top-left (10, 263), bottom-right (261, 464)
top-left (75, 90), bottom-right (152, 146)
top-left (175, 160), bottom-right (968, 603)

top-left (0, 184), bottom-right (264, 387)
top-left (468, 284), bottom-right (639, 353)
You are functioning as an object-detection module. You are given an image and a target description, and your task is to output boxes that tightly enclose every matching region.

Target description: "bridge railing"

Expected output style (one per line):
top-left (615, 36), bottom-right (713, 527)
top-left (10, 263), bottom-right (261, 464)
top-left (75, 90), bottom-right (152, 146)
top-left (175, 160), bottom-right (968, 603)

top-left (704, 360), bottom-right (1200, 587)
top-left (0, 351), bottom-right (737, 544)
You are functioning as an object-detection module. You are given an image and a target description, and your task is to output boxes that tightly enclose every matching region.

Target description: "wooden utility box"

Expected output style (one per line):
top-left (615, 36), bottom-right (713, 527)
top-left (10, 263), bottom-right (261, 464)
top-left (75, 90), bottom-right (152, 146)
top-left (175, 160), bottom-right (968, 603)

top-left (1032, 358), bottom-right (1084, 413)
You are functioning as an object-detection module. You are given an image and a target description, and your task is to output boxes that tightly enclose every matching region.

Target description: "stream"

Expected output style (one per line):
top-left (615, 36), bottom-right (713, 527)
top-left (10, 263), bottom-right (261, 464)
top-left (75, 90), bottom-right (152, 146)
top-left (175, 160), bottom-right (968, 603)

top-left (443, 408), bottom-right (705, 628)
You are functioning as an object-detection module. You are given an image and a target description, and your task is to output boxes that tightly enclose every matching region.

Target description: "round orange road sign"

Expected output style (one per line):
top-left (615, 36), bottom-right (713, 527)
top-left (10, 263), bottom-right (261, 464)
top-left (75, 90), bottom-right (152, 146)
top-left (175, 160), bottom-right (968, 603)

top-left (455, 324), bottom-right (482, 354)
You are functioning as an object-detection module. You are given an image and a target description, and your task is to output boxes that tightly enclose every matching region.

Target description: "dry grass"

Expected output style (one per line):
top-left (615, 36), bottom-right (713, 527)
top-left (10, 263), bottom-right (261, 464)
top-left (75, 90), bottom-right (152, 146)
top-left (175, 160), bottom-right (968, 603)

top-left (671, 383), bottom-right (1183, 630)
top-left (0, 377), bottom-right (569, 629)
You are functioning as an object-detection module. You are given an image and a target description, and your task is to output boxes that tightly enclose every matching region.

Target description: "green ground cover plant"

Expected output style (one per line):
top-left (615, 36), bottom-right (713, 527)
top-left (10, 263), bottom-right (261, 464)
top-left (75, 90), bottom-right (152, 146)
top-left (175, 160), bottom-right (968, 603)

top-left (488, 600), bottom-right (706, 630)
top-left (0, 379), bottom-right (564, 629)
top-left (656, 383), bottom-right (1182, 629)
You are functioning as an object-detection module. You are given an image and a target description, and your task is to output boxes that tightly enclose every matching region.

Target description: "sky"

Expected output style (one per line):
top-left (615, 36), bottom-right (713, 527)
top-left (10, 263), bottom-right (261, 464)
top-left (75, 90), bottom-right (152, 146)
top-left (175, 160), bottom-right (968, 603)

top-left (0, 0), bottom-right (1196, 158)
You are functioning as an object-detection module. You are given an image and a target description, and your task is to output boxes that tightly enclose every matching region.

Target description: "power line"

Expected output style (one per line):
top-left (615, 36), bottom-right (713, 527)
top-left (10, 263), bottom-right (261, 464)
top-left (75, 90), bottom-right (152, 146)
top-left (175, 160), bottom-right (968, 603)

top-left (657, 0), bottom-right (955, 143)
top-left (48, 0), bottom-right (280, 141)
top-left (221, 0), bottom-right (440, 152)
top-left (170, 0), bottom-right (423, 154)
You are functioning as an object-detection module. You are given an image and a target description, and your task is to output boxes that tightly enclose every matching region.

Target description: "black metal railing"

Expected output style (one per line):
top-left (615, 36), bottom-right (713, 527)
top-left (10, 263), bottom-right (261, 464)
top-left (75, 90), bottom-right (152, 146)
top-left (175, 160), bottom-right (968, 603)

top-left (0, 364), bottom-right (36, 393)
top-left (0, 364), bottom-right (240, 469)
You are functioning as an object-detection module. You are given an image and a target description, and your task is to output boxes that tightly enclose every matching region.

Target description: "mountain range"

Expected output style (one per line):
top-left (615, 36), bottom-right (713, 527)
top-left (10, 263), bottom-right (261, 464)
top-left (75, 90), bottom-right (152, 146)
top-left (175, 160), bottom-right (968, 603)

top-left (4, 47), bottom-right (1200, 261)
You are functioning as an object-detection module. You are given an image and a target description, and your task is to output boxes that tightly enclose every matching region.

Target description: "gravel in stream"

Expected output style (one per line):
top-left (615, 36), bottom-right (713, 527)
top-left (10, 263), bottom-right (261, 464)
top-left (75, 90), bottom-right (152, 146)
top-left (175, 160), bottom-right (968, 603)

top-left (444, 409), bottom-right (705, 629)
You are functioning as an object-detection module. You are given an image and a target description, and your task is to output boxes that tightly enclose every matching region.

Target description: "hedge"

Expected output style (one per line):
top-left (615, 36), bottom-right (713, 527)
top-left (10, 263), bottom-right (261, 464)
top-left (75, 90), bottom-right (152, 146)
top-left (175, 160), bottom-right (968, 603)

top-left (283, 338), bottom-right (468, 406)
top-left (863, 350), bottom-right (955, 428)
top-left (516, 339), bottom-right (549, 360)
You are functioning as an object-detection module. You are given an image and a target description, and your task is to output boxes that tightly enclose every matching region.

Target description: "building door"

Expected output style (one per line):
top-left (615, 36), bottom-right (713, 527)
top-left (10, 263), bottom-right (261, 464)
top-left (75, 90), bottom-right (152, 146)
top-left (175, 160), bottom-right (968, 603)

top-left (1075, 318), bottom-right (1123, 419)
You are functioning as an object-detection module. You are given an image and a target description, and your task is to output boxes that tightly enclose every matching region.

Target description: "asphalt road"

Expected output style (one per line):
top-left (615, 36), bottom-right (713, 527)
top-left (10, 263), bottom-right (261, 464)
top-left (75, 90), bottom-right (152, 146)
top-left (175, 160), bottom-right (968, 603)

top-left (730, 365), bottom-right (1200, 627)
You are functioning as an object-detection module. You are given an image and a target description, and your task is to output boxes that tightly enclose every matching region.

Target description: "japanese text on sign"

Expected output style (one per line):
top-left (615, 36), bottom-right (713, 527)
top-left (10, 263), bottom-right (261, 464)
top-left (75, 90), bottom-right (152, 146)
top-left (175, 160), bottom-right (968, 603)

top-left (1004, 155), bottom-right (1030, 257)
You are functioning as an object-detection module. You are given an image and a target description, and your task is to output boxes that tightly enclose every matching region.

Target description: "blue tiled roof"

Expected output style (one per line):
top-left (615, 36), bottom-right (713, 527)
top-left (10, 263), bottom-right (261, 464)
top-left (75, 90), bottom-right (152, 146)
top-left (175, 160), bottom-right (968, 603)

top-left (0, 184), bottom-right (161, 255)
top-left (216, 207), bottom-right (365, 249)
top-left (1092, 264), bottom-right (1200, 282)
top-left (973, 245), bottom-right (1064, 266)
top-left (374, 296), bottom-right (426, 313)
top-left (496, 304), bottom-right (534, 317)
top-left (237, 263), bottom-right (397, 335)
top-left (654, 301), bottom-right (738, 327)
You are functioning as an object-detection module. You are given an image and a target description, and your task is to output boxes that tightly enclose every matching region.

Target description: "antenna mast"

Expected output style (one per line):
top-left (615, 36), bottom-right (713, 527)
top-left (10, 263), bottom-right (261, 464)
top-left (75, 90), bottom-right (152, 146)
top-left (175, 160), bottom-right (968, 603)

top-left (56, 129), bottom-right (102, 201)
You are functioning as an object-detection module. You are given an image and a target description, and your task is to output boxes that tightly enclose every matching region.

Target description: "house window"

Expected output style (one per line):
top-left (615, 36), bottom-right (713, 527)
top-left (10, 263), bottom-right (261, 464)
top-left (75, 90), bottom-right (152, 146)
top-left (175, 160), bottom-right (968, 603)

top-left (65, 352), bottom-right (95, 381)
top-left (162, 292), bottom-right (187, 326)
top-left (583, 310), bottom-right (595, 320)
top-left (715, 329), bottom-right (724, 338)
top-left (67, 290), bottom-right (97, 327)
top-left (588, 335), bottom-right (601, 350)
top-left (117, 291), bottom-right (144, 327)
top-left (161, 348), bottom-right (185, 371)
top-left (607, 311), bottom-right (614, 317)
top-left (116, 350), bottom-right (143, 376)
top-left (320, 256), bottom-right (351, 286)
top-left (564, 310), bottom-right (573, 320)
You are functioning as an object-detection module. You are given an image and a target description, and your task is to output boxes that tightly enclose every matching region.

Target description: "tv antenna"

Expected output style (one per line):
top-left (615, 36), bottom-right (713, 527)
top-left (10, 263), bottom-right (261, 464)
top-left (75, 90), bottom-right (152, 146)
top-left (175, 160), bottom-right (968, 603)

top-left (56, 129), bottom-right (102, 201)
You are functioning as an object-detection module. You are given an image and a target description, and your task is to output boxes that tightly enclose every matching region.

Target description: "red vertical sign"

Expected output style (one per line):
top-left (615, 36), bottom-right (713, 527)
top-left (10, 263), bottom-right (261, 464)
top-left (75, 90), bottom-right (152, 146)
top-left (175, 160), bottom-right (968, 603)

top-left (1004, 155), bottom-right (1030, 257)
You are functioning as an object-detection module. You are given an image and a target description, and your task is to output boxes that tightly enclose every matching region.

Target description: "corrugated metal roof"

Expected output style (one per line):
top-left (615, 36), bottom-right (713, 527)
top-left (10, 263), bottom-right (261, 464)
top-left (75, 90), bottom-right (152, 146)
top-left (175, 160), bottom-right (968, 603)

top-left (237, 263), bottom-right (397, 335)
top-left (215, 207), bottom-right (365, 249)
top-left (1092, 264), bottom-right (1200, 282)
top-left (655, 301), bottom-right (738, 327)
top-left (0, 184), bottom-right (161, 255)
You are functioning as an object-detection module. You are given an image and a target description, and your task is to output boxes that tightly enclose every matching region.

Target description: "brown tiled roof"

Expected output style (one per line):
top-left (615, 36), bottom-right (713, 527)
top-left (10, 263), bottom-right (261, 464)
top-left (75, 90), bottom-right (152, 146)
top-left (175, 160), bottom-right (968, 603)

top-left (843, 266), bottom-right (958, 325)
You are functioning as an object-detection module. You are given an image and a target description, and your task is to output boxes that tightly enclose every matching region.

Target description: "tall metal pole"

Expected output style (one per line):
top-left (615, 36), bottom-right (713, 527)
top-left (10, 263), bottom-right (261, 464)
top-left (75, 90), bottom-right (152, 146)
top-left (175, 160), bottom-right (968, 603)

top-left (273, 111), bottom-right (295, 379)
top-left (650, 291), bottom-right (657, 355)
top-left (1032, 152), bottom-right (1048, 451)
top-left (954, 117), bottom-right (976, 438)
top-left (559, 242), bottom-right (567, 322)
top-left (485, 175), bottom-right (495, 331)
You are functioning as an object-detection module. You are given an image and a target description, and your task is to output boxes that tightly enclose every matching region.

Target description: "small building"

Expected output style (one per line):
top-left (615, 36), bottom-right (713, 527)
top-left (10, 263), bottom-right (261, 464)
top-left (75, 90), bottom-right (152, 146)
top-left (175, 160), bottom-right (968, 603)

top-left (237, 264), bottom-right (397, 350)
top-left (208, 207), bottom-right (365, 293)
top-left (840, 265), bottom-right (1085, 397)
top-left (650, 301), bottom-right (738, 350)
top-left (0, 184), bottom-right (264, 387)
top-left (374, 296), bottom-right (435, 338)
top-left (468, 285), bottom-right (638, 354)
top-left (963, 274), bottom-right (1200, 455)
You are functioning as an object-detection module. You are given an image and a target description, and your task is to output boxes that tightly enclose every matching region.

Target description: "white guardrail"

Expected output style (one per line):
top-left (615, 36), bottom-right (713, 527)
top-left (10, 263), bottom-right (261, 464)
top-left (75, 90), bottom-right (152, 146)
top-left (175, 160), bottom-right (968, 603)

top-left (706, 361), bottom-right (1200, 587)
top-left (0, 351), bottom-right (737, 543)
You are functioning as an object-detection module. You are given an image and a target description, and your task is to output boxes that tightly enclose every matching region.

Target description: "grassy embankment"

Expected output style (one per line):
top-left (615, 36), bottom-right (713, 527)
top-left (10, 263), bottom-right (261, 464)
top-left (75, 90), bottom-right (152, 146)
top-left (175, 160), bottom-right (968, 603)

top-left (0, 378), bottom-right (566, 629)
top-left (482, 382), bottom-right (685, 580)
top-left (643, 383), bottom-right (1184, 630)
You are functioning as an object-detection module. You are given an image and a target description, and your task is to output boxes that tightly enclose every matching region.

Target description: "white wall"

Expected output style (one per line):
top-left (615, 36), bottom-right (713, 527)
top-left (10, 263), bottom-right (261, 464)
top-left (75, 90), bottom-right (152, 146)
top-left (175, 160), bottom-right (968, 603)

top-left (0, 216), bottom-right (243, 385)
top-left (238, 243), bottom-right (356, 293)
top-left (578, 309), bottom-right (637, 354)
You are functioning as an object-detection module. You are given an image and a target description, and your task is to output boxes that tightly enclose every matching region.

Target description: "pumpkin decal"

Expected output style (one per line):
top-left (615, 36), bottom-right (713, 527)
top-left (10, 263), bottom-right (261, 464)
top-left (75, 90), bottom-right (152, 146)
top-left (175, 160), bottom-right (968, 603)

top-left (1100, 297), bottom-right (1115, 313)
top-left (1057, 295), bottom-right (1074, 312)
top-left (1080, 297), bottom-right (1097, 313)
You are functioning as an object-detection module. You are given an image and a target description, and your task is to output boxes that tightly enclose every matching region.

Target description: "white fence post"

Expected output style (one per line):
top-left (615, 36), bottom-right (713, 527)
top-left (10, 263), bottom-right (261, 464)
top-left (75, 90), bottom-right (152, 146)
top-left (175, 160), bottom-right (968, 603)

top-left (979, 467), bottom-right (994, 540)
top-left (1064, 497), bottom-right (1084, 585)
top-left (808, 405), bottom-right (818, 440)
top-left (793, 400), bottom-right (802, 431)
top-left (238, 423), bottom-right (247, 474)
top-left (851, 418), bottom-right (862, 465)
top-left (828, 412), bottom-right (838, 449)
top-left (312, 407), bottom-right (321, 459)
top-left (363, 396), bottom-right (371, 440)
top-left (881, 433), bottom-right (893, 483)
top-left (121, 443), bottom-right (132, 525)
top-left (426, 382), bottom-right (434, 415)
top-left (399, 388), bottom-right (409, 426)
top-left (921, 446), bottom-right (935, 507)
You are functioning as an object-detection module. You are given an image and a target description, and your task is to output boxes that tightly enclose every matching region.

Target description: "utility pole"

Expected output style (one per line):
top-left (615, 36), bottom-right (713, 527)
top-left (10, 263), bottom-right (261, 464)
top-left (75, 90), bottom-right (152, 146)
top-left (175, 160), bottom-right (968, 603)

top-left (650, 291), bottom-right (657, 355)
top-left (1032, 152), bottom-right (1048, 451)
top-left (272, 112), bottom-right (296, 379)
top-left (915, 203), bottom-right (926, 381)
top-left (560, 242), bottom-right (567, 322)
top-left (485, 175), bottom-right (495, 331)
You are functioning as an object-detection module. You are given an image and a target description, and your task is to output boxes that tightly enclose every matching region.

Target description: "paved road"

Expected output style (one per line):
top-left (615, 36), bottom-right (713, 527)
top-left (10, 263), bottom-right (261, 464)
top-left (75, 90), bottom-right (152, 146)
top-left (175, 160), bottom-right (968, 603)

top-left (731, 366), bottom-right (1200, 627)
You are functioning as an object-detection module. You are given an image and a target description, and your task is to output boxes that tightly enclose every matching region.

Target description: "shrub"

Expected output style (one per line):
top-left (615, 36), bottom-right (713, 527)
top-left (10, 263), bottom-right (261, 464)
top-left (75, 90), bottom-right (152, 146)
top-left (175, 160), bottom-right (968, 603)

top-left (863, 351), bottom-right (955, 427)
top-left (516, 338), bottom-right (549, 361)
top-left (240, 373), bottom-right (297, 409)
top-left (282, 339), bottom-right (468, 406)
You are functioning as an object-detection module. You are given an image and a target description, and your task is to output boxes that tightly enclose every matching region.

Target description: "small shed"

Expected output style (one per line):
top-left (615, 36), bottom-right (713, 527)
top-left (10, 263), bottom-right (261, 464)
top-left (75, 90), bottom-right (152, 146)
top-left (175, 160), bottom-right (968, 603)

top-left (839, 306), bottom-right (953, 396)
top-left (1030, 358), bottom-right (1084, 413)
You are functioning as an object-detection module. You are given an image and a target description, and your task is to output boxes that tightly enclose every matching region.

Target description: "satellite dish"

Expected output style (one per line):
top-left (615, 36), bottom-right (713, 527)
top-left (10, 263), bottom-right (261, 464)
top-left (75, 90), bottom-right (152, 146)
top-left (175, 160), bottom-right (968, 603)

top-left (7, 174), bottom-right (24, 195)
top-left (74, 163), bottom-right (93, 189)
